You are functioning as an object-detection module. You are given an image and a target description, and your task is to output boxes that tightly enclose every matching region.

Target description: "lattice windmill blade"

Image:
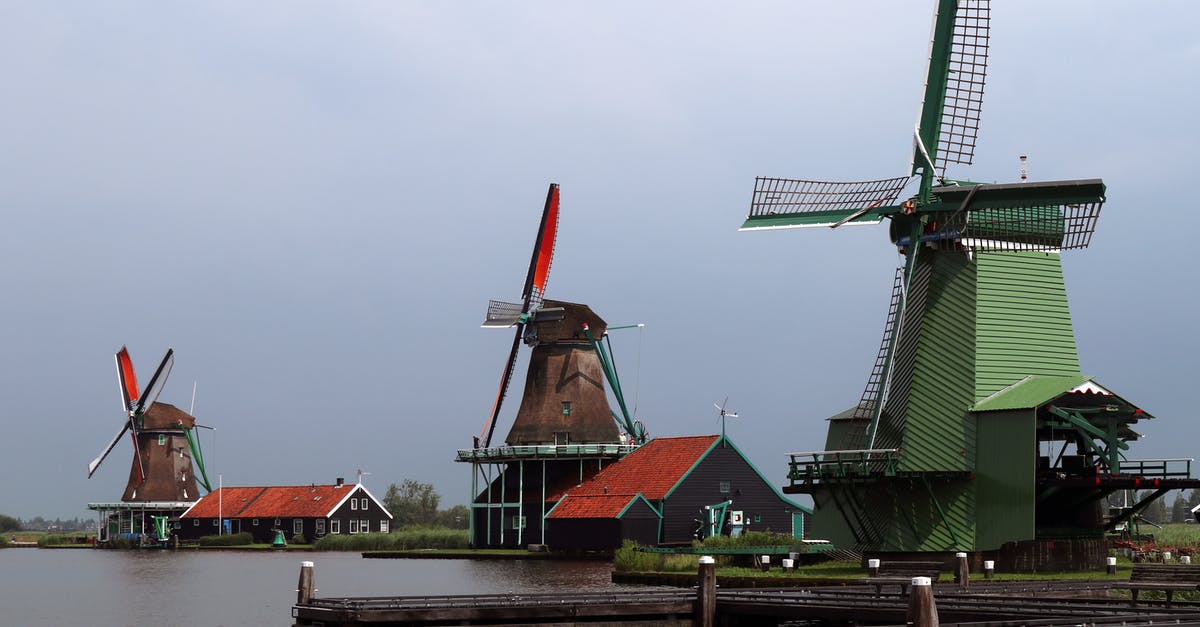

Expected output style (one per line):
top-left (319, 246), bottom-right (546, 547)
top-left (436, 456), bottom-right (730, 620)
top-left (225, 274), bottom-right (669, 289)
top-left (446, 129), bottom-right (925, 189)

top-left (912, 0), bottom-right (991, 179)
top-left (480, 326), bottom-right (523, 448)
top-left (477, 183), bottom-right (562, 448)
top-left (522, 183), bottom-right (560, 309)
top-left (88, 420), bottom-right (131, 478)
top-left (741, 177), bottom-right (914, 231)
top-left (133, 348), bottom-right (175, 417)
top-left (115, 346), bottom-right (139, 412)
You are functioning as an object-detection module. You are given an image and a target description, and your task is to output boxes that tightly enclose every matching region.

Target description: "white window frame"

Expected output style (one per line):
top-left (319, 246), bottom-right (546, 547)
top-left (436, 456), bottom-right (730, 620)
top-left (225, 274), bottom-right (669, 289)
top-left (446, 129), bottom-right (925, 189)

top-left (293, 519), bottom-right (303, 535)
top-left (360, 519), bottom-right (369, 533)
top-left (316, 519), bottom-right (325, 535)
top-left (330, 519), bottom-right (340, 534)
top-left (349, 519), bottom-right (359, 534)
top-left (253, 519), bottom-right (259, 526)
top-left (193, 520), bottom-right (199, 527)
top-left (361, 498), bottom-right (369, 510)
top-left (351, 499), bottom-right (358, 511)
top-left (379, 520), bottom-right (389, 534)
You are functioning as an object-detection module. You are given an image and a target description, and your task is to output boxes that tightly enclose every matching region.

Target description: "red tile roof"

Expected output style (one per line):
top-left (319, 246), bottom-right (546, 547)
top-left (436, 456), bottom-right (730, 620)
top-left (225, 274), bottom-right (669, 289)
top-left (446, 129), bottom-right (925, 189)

top-left (181, 484), bottom-right (377, 519)
top-left (546, 494), bottom-right (641, 519)
top-left (547, 435), bottom-right (719, 502)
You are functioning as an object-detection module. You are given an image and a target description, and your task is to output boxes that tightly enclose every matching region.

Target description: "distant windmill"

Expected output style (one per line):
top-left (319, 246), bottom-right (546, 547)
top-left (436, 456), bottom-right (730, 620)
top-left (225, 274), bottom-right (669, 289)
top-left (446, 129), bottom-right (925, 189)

top-left (88, 347), bottom-right (213, 502)
top-left (478, 183), bottom-right (644, 447)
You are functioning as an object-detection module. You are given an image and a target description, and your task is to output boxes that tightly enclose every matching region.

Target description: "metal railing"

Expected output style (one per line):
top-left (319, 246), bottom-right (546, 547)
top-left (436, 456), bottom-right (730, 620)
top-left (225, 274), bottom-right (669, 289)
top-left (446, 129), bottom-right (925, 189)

top-left (455, 443), bottom-right (638, 463)
top-left (786, 449), bottom-right (901, 486)
top-left (1119, 458), bottom-right (1194, 479)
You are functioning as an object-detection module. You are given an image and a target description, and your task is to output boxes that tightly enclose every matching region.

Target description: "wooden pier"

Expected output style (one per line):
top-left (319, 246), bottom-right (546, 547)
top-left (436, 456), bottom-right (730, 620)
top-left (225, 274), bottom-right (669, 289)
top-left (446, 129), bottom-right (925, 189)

top-left (291, 561), bottom-right (1200, 626)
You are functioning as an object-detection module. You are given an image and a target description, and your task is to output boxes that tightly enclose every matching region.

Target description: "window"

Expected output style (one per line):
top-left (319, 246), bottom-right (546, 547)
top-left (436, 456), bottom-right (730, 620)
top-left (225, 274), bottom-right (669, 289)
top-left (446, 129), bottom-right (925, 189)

top-left (158, 434), bottom-right (166, 445)
top-left (719, 481), bottom-right (731, 494)
top-left (274, 518), bottom-right (281, 526)
top-left (193, 520), bottom-right (199, 527)
top-left (253, 519), bottom-right (259, 526)
top-left (294, 519), bottom-right (303, 535)
top-left (561, 401), bottom-right (571, 415)
top-left (316, 520), bottom-right (325, 535)
top-left (351, 499), bottom-right (358, 511)
top-left (379, 520), bottom-right (389, 534)
top-left (349, 520), bottom-right (358, 534)
top-left (511, 515), bottom-right (526, 530)
top-left (360, 520), bottom-right (369, 533)
top-left (330, 519), bottom-right (340, 534)
top-left (361, 498), bottom-right (368, 510)
top-left (554, 431), bottom-right (569, 445)
top-left (212, 520), bottom-right (219, 526)
top-left (753, 514), bottom-right (762, 523)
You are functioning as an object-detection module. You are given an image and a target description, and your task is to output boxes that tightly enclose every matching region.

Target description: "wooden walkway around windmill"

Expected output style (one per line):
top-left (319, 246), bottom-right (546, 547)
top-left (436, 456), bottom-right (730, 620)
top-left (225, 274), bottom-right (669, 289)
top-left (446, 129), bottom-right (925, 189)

top-left (291, 561), bottom-right (1200, 627)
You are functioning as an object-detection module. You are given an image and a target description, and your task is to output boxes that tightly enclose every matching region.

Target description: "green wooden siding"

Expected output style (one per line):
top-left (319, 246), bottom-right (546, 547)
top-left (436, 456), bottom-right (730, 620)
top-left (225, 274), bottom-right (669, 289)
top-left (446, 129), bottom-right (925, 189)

top-left (899, 252), bottom-right (976, 472)
top-left (810, 478), bottom-right (975, 552)
top-left (974, 409), bottom-right (1036, 549)
top-left (974, 252), bottom-right (1081, 401)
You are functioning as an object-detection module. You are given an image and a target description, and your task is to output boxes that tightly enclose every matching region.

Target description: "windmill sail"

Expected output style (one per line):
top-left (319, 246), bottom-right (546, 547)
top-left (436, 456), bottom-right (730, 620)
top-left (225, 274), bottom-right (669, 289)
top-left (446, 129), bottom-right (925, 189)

top-left (936, 0), bottom-right (990, 173)
top-left (479, 183), bottom-right (561, 448)
top-left (742, 177), bottom-right (912, 230)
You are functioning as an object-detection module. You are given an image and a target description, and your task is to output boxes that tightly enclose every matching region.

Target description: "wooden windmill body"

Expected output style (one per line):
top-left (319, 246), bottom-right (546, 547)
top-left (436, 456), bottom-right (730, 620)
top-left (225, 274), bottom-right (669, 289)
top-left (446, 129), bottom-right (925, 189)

top-left (459, 185), bottom-right (643, 549)
top-left (740, 0), bottom-right (1199, 565)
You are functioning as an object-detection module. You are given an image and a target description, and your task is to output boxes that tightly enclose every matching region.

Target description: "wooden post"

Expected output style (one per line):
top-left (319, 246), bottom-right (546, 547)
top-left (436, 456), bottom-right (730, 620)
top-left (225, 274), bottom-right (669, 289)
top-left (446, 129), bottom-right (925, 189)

top-left (759, 555), bottom-right (770, 572)
top-left (297, 561), bottom-right (315, 606)
top-left (867, 558), bottom-right (880, 577)
top-left (1106, 556), bottom-right (1118, 575)
top-left (983, 560), bottom-right (994, 580)
top-left (954, 552), bottom-right (969, 588)
top-left (697, 556), bottom-right (716, 627)
top-left (906, 576), bottom-right (938, 627)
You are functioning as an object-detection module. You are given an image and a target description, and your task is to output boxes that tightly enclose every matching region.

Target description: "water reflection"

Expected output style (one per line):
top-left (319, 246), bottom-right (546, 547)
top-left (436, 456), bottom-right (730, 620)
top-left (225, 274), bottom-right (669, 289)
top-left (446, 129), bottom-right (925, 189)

top-left (0, 549), bottom-right (628, 626)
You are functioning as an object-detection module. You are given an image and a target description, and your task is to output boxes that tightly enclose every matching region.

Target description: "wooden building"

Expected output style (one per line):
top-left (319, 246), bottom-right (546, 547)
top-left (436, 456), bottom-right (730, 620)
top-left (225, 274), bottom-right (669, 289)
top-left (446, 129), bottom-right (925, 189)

top-left (544, 434), bottom-right (811, 551)
top-left (178, 479), bottom-right (391, 543)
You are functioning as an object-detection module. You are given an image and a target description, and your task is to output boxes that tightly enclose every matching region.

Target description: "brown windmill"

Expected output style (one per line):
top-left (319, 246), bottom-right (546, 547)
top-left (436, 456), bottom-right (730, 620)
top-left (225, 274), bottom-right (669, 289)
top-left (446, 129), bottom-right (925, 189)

top-left (479, 183), bottom-right (644, 448)
top-left (462, 184), bottom-right (645, 549)
top-left (88, 347), bottom-right (213, 502)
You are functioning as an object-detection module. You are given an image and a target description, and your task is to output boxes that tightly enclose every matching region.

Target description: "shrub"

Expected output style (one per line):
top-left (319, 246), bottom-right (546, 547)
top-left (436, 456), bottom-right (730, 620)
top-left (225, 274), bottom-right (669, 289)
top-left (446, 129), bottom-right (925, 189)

top-left (38, 534), bottom-right (88, 547)
top-left (290, 534), bottom-right (307, 545)
top-left (198, 532), bottom-right (254, 546)
top-left (0, 535), bottom-right (7, 548)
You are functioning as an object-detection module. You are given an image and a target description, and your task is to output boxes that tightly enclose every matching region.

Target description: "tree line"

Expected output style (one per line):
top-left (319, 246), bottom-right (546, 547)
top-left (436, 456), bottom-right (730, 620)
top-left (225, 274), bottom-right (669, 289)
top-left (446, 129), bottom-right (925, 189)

top-left (0, 515), bottom-right (92, 533)
top-left (381, 479), bottom-right (468, 529)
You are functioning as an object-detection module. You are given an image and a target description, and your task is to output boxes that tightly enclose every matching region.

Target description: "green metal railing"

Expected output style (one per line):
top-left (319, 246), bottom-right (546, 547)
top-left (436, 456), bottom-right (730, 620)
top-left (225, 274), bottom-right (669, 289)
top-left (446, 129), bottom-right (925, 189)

top-left (786, 449), bottom-right (901, 487)
top-left (1119, 458), bottom-right (1193, 479)
top-left (456, 443), bottom-right (638, 463)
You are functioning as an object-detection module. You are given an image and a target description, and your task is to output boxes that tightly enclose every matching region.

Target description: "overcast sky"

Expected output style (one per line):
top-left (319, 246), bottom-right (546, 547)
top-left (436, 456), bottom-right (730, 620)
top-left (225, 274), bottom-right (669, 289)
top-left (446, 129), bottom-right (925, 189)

top-left (2, 2), bottom-right (1197, 519)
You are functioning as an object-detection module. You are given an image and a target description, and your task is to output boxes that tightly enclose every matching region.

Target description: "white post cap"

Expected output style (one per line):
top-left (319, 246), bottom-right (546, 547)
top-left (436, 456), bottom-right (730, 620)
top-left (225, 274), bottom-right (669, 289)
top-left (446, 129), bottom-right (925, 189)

top-left (983, 560), bottom-right (994, 569)
top-left (302, 561), bottom-right (314, 568)
top-left (956, 552), bottom-right (967, 558)
top-left (761, 555), bottom-right (770, 563)
top-left (868, 558), bottom-right (881, 567)
top-left (1164, 551), bottom-right (1173, 560)
top-left (699, 556), bottom-right (715, 565)
top-left (782, 558), bottom-right (794, 567)
top-left (1184, 556), bottom-right (1192, 564)
top-left (911, 576), bottom-right (932, 586)
top-left (1106, 556), bottom-right (1118, 566)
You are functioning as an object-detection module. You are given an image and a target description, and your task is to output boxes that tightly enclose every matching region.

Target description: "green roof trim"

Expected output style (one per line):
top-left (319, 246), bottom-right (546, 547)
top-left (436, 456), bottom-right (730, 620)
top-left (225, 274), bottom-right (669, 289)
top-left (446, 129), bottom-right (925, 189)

top-left (972, 375), bottom-right (1090, 412)
top-left (617, 493), bottom-right (662, 519)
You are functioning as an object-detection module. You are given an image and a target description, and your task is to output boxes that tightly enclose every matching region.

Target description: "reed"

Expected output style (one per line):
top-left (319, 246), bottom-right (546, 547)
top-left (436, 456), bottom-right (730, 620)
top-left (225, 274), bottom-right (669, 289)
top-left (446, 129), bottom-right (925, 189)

top-left (198, 532), bottom-right (253, 546)
top-left (312, 527), bottom-right (469, 551)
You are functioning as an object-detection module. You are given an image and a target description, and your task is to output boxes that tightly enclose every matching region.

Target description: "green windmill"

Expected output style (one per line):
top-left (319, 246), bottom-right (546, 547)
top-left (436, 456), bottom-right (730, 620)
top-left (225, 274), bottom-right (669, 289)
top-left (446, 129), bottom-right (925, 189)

top-left (741, 0), bottom-right (1199, 563)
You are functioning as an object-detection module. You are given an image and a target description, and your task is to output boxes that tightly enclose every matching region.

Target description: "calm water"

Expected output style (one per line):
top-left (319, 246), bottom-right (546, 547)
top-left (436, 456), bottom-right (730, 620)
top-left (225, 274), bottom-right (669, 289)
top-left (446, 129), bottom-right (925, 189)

top-left (0, 548), bottom-right (625, 626)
